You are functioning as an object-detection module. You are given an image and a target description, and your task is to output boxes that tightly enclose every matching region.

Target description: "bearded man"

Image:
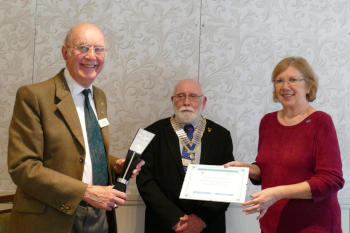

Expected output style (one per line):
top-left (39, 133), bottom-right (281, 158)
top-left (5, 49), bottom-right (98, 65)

top-left (136, 79), bottom-right (235, 233)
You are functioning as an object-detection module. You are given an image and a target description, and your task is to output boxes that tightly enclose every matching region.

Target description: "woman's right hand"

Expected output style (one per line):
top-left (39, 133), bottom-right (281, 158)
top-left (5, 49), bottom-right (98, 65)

top-left (224, 161), bottom-right (261, 181)
top-left (224, 161), bottom-right (250, 168)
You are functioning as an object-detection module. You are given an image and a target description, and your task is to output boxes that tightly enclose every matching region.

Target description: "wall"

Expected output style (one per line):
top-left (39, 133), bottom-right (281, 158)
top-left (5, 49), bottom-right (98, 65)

top-left (1, 0), bottom-right (349, 232)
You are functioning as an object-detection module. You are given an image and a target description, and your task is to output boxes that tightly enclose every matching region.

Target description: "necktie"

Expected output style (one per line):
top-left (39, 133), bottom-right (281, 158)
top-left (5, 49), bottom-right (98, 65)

top-left (82, 89), bottom-right (108, 185)
top-left (182, 124), bottom-right (194, 172)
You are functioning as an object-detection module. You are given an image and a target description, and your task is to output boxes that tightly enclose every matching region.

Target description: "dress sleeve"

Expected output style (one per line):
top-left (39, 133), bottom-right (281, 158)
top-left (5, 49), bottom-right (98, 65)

top-left (307, 113), bottom-right (344, 202)
top-left (250, 114), bottom-right (268, 185)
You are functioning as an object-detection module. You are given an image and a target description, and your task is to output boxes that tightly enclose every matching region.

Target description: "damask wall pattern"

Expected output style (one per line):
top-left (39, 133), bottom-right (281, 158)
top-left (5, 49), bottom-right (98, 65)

top-left (200, 0), bottom-right (350, 203)
top-left (0, 0), bottom-right (36, 191)
top-left (1, 0), bottom-right (349, 208)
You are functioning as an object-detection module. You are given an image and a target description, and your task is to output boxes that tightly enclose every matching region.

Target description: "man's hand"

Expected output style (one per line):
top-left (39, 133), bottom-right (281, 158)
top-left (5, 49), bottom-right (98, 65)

top-left (173, 214), bottom-right (206, 233)
top-left (114, 158), bottom-right (145, 178)
top-left (82, 185), bottom-right (127, 210)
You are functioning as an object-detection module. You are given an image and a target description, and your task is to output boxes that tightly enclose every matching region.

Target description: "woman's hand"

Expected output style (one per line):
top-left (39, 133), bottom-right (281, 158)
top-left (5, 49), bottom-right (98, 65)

top-left (241, 182), bottom-right (312, 220)
top-left (224, 161), bottom-right (261, 181)
top-left (224, 161), bottom-right (250, 168)
top-left (241, 186), bottom-right (281, 220)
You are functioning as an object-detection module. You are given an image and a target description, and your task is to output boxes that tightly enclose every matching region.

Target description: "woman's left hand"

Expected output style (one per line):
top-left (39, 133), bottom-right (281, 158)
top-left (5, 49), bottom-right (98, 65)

top-left (241, 187), bottom-right (281, 220)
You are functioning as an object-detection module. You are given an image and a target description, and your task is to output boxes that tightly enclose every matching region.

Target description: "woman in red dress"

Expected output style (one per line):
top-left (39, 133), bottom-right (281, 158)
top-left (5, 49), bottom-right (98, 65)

top-left (225, 57), bottom-right (344, 233)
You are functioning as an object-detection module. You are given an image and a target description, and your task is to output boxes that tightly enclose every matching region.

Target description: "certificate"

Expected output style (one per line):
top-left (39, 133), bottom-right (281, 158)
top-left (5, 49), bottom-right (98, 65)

top-left (179, 164), bottom-right (249, 203)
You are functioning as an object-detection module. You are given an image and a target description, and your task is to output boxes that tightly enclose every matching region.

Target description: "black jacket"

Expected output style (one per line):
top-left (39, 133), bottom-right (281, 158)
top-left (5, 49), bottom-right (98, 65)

top-left (136, 117), bottom-right (234, 233)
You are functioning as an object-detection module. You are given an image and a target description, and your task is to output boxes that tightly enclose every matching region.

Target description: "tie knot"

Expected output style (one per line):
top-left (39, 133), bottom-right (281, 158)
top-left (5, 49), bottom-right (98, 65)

top-left (82, 89), bottom-right (91, 98)
top-left (184, 124), bottom-right (194, 135)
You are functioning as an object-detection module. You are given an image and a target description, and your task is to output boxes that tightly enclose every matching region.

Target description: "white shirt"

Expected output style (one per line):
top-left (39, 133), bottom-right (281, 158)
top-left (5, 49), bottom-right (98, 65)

top-left (64, 68), bottom-right (98, 185)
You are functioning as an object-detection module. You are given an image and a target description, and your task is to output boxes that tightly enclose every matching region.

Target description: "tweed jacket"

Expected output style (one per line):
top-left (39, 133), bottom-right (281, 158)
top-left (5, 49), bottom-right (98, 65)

top-left (7, 70), bottom-right (118, 233)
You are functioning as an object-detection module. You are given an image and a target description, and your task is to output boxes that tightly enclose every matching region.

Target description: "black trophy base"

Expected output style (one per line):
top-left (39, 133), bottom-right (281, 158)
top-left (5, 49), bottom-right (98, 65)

top-left (114, 181), bottom-right (126, 192)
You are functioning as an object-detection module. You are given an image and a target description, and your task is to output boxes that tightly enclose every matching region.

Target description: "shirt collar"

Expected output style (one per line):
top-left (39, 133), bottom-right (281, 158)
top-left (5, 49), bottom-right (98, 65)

top-left (64, 68), bottom-right (93, 97)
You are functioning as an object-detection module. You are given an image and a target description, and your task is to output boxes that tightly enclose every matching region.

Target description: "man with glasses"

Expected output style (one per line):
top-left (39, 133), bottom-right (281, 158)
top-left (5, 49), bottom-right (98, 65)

top-left (7, 23), bottom-right (143, 233)
top-left (137, 79), bottom-right (234, 233)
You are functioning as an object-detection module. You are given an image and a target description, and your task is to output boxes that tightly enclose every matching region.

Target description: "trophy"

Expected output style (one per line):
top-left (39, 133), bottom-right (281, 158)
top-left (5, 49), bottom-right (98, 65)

top-left (114, 128), bottom-right (155, 192)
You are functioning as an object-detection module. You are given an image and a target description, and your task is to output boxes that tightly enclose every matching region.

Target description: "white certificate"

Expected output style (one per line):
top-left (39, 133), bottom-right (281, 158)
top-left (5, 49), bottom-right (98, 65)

top-left (179, 164), bottom-right (249, 203)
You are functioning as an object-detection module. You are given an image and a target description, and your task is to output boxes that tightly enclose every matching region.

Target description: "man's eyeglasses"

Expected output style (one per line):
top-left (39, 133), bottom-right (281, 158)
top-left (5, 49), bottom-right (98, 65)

top-left (173, 94), bottom-right (203, 102)
top-left (71, 44), bottom-right (105, 56)
top-left (274, 77), bottom-right (305, 86)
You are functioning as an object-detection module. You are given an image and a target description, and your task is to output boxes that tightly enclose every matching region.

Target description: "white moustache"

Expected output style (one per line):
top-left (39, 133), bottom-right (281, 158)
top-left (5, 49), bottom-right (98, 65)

top-left (179, 106), bottom-right (195, 112)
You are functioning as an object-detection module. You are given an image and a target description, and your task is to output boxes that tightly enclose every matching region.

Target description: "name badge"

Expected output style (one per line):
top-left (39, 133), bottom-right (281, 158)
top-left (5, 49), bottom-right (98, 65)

top-left (98, 118), bottom-right (109, 128)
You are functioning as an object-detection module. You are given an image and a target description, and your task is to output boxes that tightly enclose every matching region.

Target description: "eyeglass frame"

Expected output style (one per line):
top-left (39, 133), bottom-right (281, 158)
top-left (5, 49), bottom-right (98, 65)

top-left (172, 93), bottom-right (203, 102)
top-left (69, 44), bottom-right (106, 56)
top-left (273, 77), bottom-right (305, 86)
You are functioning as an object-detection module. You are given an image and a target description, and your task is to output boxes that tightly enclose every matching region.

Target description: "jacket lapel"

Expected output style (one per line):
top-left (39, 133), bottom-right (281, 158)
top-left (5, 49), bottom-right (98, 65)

top-left (200, 123), bottom-right (213, 164)
top-left (55, 71), bottom-right (85, 150)
top-left (92, 87), bottom-right (109, 154)
top-left (165, 120), bottom-right (186, 178)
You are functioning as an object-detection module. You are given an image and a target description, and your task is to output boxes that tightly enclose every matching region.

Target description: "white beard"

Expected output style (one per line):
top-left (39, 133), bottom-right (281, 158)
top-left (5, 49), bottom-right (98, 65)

top-left (174, 106), bottom-right (201, 124)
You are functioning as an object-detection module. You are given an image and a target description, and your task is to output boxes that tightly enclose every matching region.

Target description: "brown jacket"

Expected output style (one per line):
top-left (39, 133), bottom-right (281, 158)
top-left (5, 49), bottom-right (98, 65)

top-left (7, 70), bottom-right (117, 233)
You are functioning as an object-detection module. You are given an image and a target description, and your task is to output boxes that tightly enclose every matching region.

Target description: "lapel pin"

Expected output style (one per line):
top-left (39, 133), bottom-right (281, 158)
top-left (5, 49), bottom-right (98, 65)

top-left (208, 127), bottom-right (212, 132)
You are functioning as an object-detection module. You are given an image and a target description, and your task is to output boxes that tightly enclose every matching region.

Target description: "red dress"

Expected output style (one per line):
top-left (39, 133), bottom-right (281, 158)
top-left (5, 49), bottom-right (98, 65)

top-left (255, 111), bottom-right (344, 233)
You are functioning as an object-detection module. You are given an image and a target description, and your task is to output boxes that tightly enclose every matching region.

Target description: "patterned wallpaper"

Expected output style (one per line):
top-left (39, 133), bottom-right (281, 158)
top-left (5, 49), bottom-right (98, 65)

top-left (1, 0), bottom-right (349, 204)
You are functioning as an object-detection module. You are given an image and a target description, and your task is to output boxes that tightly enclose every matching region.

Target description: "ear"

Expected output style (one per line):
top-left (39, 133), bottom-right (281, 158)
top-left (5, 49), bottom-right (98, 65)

top-left (62, 45), bottom-right (68, 60)
top-left (171, 95), bottom-right (174, 104)
top-left (305, 82), bottom-right (311, 95)
top-left (201, 96), bottom-right (207, 110)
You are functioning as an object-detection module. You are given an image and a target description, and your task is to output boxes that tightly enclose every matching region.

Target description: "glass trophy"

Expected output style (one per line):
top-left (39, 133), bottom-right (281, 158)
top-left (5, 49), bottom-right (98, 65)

top-left (113, 128), bottom-right (155, 192)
